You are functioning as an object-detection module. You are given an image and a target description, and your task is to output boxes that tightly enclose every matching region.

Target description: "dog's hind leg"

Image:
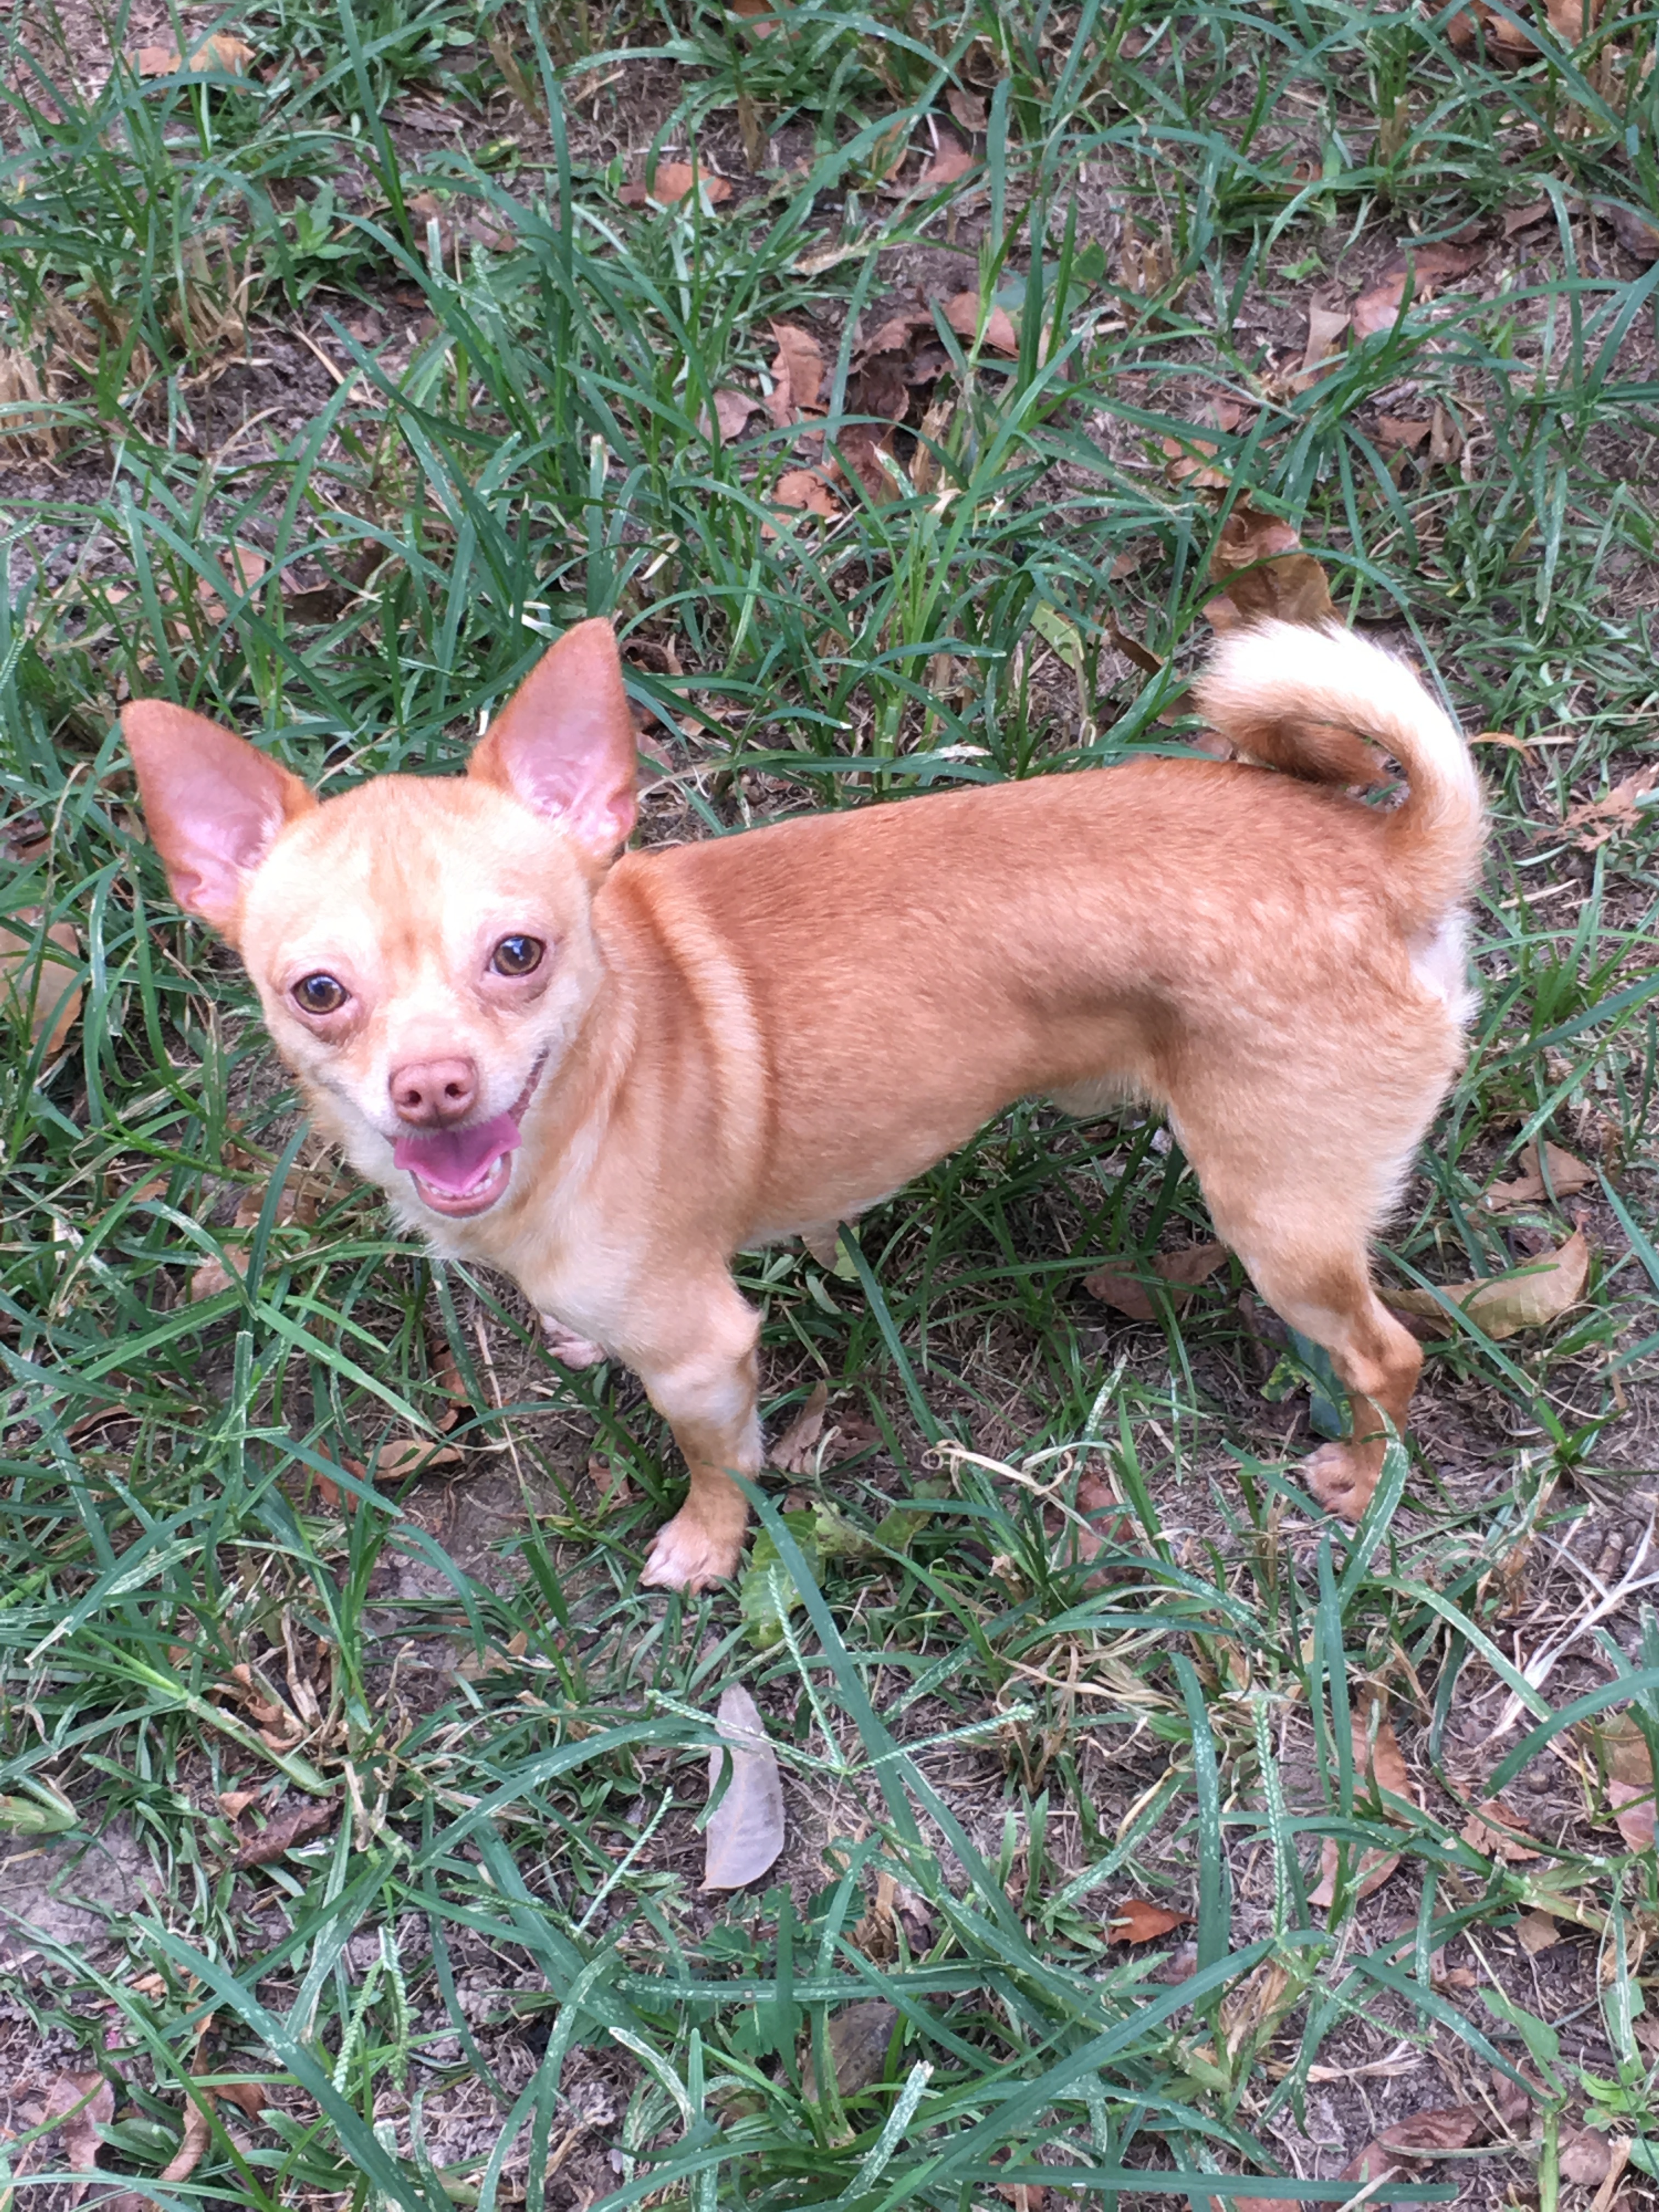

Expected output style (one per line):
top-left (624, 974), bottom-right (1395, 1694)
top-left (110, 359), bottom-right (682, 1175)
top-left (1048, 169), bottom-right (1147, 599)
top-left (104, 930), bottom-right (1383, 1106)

top-left (1170, 1069), bottom-right (1436, 1521)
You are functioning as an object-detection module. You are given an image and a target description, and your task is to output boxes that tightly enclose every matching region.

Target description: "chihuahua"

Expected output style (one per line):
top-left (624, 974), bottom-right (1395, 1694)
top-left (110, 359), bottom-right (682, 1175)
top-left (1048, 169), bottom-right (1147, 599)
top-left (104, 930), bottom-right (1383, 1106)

top-left (125, 616), bottom-right (1483, 1589)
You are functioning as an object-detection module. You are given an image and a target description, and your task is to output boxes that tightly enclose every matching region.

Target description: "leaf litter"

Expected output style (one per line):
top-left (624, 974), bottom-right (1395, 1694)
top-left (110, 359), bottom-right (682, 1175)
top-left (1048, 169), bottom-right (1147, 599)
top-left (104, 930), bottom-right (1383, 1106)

top-left (703, 1684), bottom-right (785, 1889)
top-left (1084, 1241), bottom-right (1228, 1321)
top-left (1309, 1700), bottom-right (1417, 1908)
top-left (1387, 1227), bottom-right (1590, 1339)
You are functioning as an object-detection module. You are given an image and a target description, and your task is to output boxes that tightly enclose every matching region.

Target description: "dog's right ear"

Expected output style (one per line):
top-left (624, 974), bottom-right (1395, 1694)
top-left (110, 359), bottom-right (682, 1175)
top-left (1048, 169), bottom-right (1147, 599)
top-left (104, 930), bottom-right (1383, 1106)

top-left (122, 702), bottom-right (317, 938)
top-left (469, 618), bottom-right (637, 866)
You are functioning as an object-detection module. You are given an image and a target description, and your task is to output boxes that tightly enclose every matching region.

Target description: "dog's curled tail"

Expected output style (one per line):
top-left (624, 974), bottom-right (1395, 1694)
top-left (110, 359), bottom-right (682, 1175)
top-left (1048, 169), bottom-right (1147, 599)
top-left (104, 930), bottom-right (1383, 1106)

top-left (1195, 617), bottom-right (1485, 927)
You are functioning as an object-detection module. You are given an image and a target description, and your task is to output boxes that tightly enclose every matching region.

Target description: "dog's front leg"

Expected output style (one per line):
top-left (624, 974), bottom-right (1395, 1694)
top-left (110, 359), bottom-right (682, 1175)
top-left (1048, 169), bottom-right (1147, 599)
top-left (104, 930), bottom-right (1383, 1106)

top-left (630, 1277), bottom-right (761, 1593)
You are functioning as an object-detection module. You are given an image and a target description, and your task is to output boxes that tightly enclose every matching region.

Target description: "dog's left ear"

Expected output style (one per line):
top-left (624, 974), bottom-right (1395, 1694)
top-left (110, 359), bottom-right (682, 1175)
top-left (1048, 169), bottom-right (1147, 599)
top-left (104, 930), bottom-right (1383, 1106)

top-left (470, 618), bottom-right (637, 865)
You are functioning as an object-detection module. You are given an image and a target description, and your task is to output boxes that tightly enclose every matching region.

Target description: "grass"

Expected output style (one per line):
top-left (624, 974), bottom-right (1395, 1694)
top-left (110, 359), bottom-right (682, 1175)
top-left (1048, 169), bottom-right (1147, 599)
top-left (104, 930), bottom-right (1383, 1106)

top-left (1, 0), bottom-right (1658, 2205)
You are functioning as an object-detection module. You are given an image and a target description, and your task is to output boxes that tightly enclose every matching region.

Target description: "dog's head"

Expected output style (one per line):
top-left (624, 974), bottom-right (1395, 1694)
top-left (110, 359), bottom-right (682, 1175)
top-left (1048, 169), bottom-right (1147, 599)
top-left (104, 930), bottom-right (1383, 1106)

top-left (124, 619), bottom-right (637, 1223)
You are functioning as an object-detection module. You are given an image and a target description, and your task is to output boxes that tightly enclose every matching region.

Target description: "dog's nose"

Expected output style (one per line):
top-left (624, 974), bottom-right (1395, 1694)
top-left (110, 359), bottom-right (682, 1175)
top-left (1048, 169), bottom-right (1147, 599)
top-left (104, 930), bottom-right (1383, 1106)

top-left (389, 1057), bottom-right (478, 1128)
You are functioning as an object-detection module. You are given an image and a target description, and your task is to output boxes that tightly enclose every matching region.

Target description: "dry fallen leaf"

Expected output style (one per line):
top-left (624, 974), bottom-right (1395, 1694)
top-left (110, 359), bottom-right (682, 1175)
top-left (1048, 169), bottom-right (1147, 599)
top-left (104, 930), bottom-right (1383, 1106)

top-left (770, 468), bottom-right (840, 521)
top-left (704, 1683), bottom-right (785, 1890)
top-left (1581, 1711), bottom-right (1656, 1850)
top-left (374, 1437), bottom-right (463, 1479)
top-left (1544, 0), bottom-right (1598, 38)
top-left (1084, 1242), bottom-right (1227, 1321)
top-left (810, 1998), bottom-right (896, 2098)
top-left (1047, 1467), bottom-right (1136, 1582)
top-left (1310, 1701), bottom-right (1416, 1909)
top-left (619, 162), bottom-right (732, 209)
top-left (1204, 496), bottom-right (1335, 630)
top-left (135, 31), bottom-right (254, 75)
top-left (1483, 1139), bottom-right (1596, 1210)
top-left (1560, 761), bottom-right (1659, 848)
top-left (159, 2095), bottom-right (213, 2185)
top-left (1504, 198), bottom-right (1554, 236)
top-left (1352, 241), bottom-right (1484, 340)
top-left (1448, 5), bottom-right (1537, 61)
top-left (1600, 199), bottom-right (1659, 263)
top-left (1107, 1898), bottom-right (1191, 1944)
top-left (1, 908), bottom-right (81, 1056)
top-left (1460, 1796), bottom-right (1543, 1861)
top-left (235, 1793), bottom-right (338, 1869)
top-left (1376, 415), bottom-right (1431, 452)
top-left (946, 86), bottom-right (987, 131)
top-left (588, 1452), bottom-right (634, 1509)
top-left (1558, 2126), bottom-right (1614, 2187)
top-left (918, 132), bottom-right (975, 188)
top-left (771, 1381), bottom-right (831, 1476)
top-left (943, 290), bottom-right (1019, 354)
top-left (1515, 1909), bottom-right (1560, 1954)
top-left (1340, 2104), bottom-right (1483, 2185)
top-left (194, 540), bottom-right (269, 623)
top-left (217, 1788), bottom-right (261, 1820)
top-left (40, 2073), bottom-right (114, 2208)
top-left (767, 320), bottom-right (825, 427)
top-left (1386, 1229), bottom-right (1590, 1340)
top-left (1298, 301), bottom-right (1350, 385)
top-left (730, 0), bottom-right (778, 30)
top-left (708, 387), bottom-right (760, 440)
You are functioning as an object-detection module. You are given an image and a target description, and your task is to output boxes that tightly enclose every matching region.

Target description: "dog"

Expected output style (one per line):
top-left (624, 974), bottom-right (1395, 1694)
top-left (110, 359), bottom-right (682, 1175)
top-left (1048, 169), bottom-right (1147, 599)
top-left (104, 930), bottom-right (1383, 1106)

top-left (124, 615), bottom-right (1483, 1590)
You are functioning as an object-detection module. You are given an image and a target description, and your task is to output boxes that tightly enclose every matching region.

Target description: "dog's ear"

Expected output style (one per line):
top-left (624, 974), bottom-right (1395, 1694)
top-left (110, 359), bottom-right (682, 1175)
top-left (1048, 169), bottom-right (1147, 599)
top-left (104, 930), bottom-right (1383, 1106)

top-left (122, 702), bottom-right (317, 937)
top-left (469, 619), bottom-right (637, 865)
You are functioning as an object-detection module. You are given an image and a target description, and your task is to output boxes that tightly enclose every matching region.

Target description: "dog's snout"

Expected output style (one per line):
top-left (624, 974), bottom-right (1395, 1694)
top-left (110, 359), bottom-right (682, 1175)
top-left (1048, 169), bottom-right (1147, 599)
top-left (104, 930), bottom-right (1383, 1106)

top-left (390, 1057), bottom-right (478, 1129)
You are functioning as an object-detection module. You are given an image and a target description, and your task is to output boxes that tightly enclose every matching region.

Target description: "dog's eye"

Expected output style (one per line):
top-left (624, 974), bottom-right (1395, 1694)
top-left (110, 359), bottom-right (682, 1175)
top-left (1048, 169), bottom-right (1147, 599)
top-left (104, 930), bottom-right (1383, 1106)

top-left (293, 973), bottom-right (348, 1015)
top-left (490, 935), bottom-right (545, 978)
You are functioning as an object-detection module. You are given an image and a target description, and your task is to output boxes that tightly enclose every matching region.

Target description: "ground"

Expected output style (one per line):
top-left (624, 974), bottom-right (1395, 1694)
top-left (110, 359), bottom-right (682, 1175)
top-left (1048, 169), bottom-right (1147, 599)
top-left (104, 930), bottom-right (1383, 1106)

top-left (0, 1), bottom-right (1657, 2208)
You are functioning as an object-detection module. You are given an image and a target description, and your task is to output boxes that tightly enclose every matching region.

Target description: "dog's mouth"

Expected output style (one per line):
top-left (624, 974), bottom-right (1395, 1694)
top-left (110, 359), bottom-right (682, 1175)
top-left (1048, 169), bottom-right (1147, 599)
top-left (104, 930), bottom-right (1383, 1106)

top-left (392, 1056), bottom-right (547, 1219)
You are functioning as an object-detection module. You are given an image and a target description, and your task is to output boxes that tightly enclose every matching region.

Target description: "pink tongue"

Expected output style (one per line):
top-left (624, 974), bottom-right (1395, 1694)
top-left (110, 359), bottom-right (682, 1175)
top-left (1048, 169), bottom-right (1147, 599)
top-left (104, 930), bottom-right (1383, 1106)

top-left (393, 1112), bottom-right (522, 1196)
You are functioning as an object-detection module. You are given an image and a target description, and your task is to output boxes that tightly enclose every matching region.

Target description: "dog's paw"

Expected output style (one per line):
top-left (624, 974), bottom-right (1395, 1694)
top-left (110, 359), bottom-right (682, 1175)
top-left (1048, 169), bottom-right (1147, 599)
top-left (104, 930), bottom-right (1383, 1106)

top-left (539, 1314), bottom-right (606, 1369)
top-left (640, 1510), bottom-right (746, 1593)
top-left (1303, 1441), bottom-right (1379, 1523)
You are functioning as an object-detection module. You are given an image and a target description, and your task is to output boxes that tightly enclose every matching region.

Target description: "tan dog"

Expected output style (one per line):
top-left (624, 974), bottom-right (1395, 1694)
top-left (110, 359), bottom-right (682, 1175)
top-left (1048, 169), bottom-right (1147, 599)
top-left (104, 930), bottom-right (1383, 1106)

top-left (124, 617), bottom-right (1483, 1589)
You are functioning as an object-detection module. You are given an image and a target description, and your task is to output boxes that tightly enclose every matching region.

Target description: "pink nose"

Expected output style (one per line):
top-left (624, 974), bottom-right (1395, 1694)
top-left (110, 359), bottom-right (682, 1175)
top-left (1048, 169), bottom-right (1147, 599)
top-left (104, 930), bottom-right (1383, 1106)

top-left (389, 1057), bottom-right (477, 1129)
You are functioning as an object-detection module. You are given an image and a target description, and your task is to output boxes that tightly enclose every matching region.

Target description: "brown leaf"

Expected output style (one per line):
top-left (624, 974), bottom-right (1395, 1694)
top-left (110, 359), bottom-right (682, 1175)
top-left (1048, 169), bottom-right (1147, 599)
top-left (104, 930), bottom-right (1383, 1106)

top-left (832, 421), bottom-right (901, 503)
top-left (1298, 301), bottom-right (1350, 385)
top-left (1082, 1243), bottom-right (1227, 1321)
top-left (1204, 496), bottom-right (1335, 630)
top-left (1559, 2126), bottom-right (1614, 2186)
top-left (1428, 400), bottom-right (1463, 467)
top-left (427, 1326), bottom-right (469, 1403)
top-left (1386, 1229), bottom-right (1590, 1340)
top-left (374, 1436), bottom-right (463, 1479)
top-left (771, 1381), bottom-right (830, 1476)
top-left (194, 541), bottom-right (269, 622)
top-left (1310, 1701), bottom-right (1417, 1909)
top-left (189, 1252), bottom-right (248, 1301)
top-left (943, 291), bottom-right (1019, 354)
top-left (708, 387), bottom-right (759, 440)
top-left (1582, 1712), bottom-right (1656, 1849)
top-left (919, 133), bottom-right (974, 188)
top-left (1048, 1468), bottom-right (1136, 1581)
top-left (588, 1452), bottom-right (634, 1509)
top-left (1107, 617), bottom-right (1163, 676)
top-left (1460, 1796), bottom-right (1543, 1861)
top-left (770, 469), bottom-right (839, 520)
top-left (1107, 1898), bottom-right (1191, 1944)
top-left (217, 1788), bottom-right (261, 1819)
top-left (704, 1684), bottom-right (785, 1890)
top-left (223, 1663), bottom-right (292, 1732)
top-left (160, 2095), bottom-right (213, 2184)
top-left (1376, 415), bottom-right (1431, 452)
top-left (1515, 1909), bottom-right (1560, 1954)
top-left (1560, 761), bottom-right (1659, 848)
top-left (1601, 199), bottom-right (1659, 263)
top-left (1544, 0), bottom-right (1598, 40)
top-left (1483, 1139), bottom-right (1596, 1210)
top-left (40, 2073), bottom-right (114, 2207)
top-left (1353, 240), bottom-right (1483, 340)
top-left (235, 1793), bottom-right (337, 1869)
top-left (730, 0), bottom-right (779, 31)
top-left (619, 162), bottom-right (732, 210)
top-left (766, 320), bottom-right (824, 427)
top-left (946, 87), bottom-right (987, 131)
top-left (1504, 199), bottom-right (1554, 237)
top-left (135, 31), bottom-right (254, 75)
top-left (1340, 2104), bottom-right (1483, 2185)
top-left (811, 1998), bottom-right (896, 2098)
top-left (0, 908), bottom-right (81, 1055)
